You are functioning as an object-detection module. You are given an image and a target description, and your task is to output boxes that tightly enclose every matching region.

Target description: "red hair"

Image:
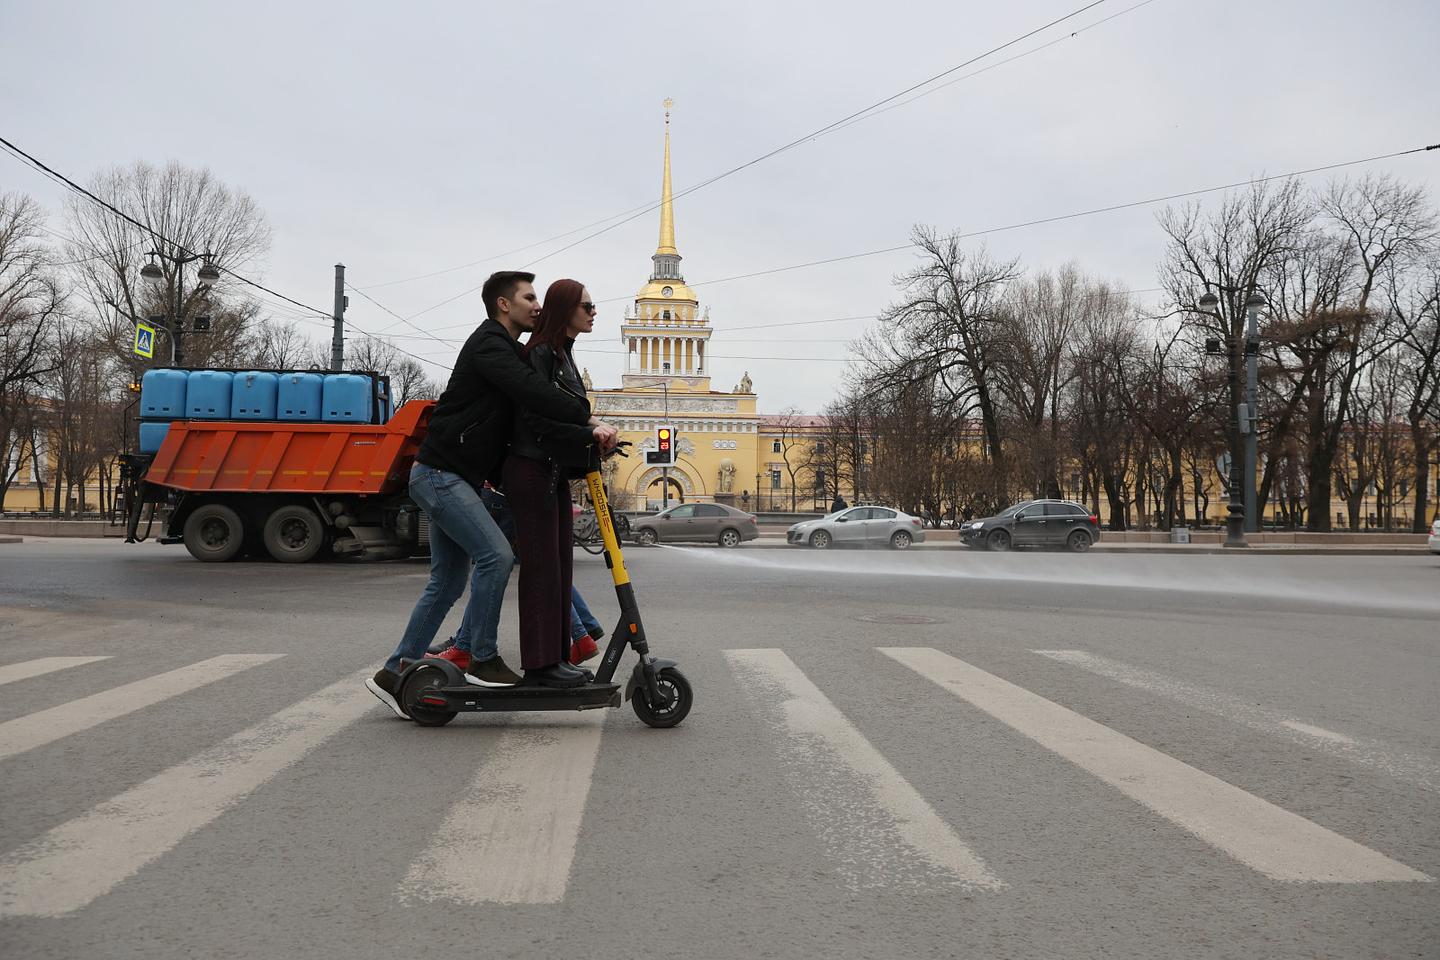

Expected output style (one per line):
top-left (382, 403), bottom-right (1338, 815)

top-left (524, 278), bottom-right (585, 357)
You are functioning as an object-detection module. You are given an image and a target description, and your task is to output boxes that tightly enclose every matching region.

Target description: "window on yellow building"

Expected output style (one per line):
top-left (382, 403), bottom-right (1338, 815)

top-left (771, 440), bottom-right (781, 453)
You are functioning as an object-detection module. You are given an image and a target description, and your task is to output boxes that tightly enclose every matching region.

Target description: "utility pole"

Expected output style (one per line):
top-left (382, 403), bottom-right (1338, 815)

top-left (1243, 292), bottom-right (1264, 532)
top-left (331, 264), bottom-right (346, 371)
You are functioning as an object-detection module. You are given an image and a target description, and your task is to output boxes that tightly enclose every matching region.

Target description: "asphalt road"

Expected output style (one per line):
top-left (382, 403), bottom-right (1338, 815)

top-left (1, 538), bottom-right (1437, 960)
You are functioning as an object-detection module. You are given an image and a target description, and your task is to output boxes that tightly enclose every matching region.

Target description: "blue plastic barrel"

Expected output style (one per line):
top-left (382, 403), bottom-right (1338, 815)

top-left (186, 370), bottom-right (233, 419)
top-left (139, 421), bottom-right (171, 454)
top-left (278, 372), bottom-right (323, 421)
top-left (322, 373), bottom-right (371, 424)
top-left (231, 371), bottom-right (279, 420)
top-left (140, 368), bottom-right (187, 419)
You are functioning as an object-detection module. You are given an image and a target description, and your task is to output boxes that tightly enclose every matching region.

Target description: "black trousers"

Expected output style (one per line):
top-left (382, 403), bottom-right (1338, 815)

top-left (502, 454), bottom-right (573, 670)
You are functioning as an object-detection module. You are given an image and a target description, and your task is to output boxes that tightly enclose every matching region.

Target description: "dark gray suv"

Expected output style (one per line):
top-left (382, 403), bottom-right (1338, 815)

top-left (958, 499), bottom-right (1101, 552)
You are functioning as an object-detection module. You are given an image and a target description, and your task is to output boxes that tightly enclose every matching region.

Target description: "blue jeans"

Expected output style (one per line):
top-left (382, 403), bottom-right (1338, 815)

top-left (570, 586), bottom-right (603, 641)
top-left (449, 584), bottom-right (601, 649)
top-left (387, 463), bottom-right (513, 672)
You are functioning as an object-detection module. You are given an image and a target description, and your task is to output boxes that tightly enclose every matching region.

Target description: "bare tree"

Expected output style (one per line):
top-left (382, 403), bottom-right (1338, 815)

top-left (0, 193), bottom-right (63, 510)
top-left (857, 227), bottom-right (1020, 472)
top-left (63, 160), bottom-right (271, 371)
top-left (769, 407), bottom-right (815, 512)
top-left (1390, 260), bottom-right (1440, 529)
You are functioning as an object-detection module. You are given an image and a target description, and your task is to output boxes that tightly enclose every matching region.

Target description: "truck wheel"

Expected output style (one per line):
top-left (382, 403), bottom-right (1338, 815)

top-left (183, 503), bottom-right (245, 562)
top-left (263, 504), bottom-right (326, 563)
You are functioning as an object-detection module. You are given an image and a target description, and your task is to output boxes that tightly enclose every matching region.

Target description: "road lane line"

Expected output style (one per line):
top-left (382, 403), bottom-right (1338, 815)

top-left (0, 654), bottom-right (283, 762)
top-left (1034, 649), bottom-right (1440, 793)
top-left (0, 670), bottom-right (375, 918)
top-left (1280, 719), bottom-right (1356, 744)
top-left (883, 647), bottom-right (1430, 883)
top-left (399, 714), bottom-right (606, 905)
top-left (0, 656), bottom-right (110, 687)
top-left (724, 649), bottom-right (1003, 891)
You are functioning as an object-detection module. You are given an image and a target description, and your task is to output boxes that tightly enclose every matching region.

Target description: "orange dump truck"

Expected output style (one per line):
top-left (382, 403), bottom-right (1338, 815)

top-left (122, 400), bottom-right (436, 562)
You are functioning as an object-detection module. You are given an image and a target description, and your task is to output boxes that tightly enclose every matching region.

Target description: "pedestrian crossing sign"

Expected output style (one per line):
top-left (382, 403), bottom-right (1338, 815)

top-left (133, 321), bottom-right (156, 359)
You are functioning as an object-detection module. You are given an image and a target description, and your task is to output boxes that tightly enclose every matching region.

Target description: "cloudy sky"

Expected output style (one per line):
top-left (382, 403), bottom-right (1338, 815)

top-left (4, 0), bottom-right (1438, 412)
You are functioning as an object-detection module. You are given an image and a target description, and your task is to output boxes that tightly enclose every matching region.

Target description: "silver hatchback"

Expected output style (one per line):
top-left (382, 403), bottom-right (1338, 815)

top-left (786, 506), bottom-right (927, 550)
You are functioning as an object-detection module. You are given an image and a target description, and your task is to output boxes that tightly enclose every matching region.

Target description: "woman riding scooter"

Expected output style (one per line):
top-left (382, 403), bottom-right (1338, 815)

top-left (503, 278), bottom-right (615, 687)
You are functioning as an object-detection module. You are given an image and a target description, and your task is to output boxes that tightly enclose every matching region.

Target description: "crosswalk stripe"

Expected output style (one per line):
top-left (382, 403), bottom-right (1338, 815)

top-left (0, 656), bottom-right (111, 687)
top-left (0, 654), bottom-right (283, 763)
top-left (398, 713), bottom-right (606, 905)
top-left (1033, 649), bottom-right (1440, 794)
top-left (724, 649), bottom-right (1004, 891)
top-left (0, 669), bottom-right (375, 918)
top-left (881, 647), bottom-right (1432, 884)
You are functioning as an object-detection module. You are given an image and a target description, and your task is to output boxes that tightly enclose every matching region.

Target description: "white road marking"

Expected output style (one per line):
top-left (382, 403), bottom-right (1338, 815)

top-left (1280, 719), bottom-right (1357, 745)
top-left (0, 670), bottom-right (375, 918)
top-left (1034, 649), bottom-right (1440, 792)
top-left (724, 648), bottom-right (1003, 891)
top-left (0, 654), bottom-right (283, 762)
top-left (883, 647), bottom-right (1431, 884)
top-left (399, 714), bottom-right (606, 905)
top-left (0, 656), bottom-right (110, 687)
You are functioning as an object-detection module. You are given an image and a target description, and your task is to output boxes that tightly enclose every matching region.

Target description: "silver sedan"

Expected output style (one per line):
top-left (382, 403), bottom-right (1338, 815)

top-left (786, 506), bottom-right (927, 550)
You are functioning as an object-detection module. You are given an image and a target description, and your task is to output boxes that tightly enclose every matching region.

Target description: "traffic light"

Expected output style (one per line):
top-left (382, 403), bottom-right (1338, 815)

top-left (646, 424), bottom-right (676, 465)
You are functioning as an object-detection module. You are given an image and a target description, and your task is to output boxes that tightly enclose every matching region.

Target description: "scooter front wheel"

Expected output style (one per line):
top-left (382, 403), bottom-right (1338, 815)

top-left (401, 662), bottom-right (458, 727)
top-left (632, 666), bottom-right (693, 728)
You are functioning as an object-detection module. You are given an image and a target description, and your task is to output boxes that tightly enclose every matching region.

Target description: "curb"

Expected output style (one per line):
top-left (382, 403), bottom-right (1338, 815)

top-left (712, 539), bottom-right (1429, 557)
top-left (0, 535), bottom-right (21, 545)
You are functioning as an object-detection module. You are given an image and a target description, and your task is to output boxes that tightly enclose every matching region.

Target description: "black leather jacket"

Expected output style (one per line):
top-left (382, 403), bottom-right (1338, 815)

top-left (509, 340), bottom-right (595, 471)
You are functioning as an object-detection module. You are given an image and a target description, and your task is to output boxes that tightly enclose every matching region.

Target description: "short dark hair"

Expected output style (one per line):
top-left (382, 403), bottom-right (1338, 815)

top-left (481, 271), bottom-right (536, 319)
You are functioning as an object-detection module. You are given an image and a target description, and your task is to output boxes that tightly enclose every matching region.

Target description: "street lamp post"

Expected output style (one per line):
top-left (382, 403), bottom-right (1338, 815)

top-left (1243, 292), bottom-right (1265, 533)
top-left (1200, 291), bottom-right (1249, 548)
top-left (140, 250), bottom-right (220, 367)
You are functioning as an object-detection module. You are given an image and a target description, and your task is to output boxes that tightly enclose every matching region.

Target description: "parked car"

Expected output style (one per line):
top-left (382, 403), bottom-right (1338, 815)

top-left (786, 506), bottom-right (927, 550)
top-left (1429, 517), bottom-right (1440, 554)
top-left (958, 499), bottom-right (1101, 552)
top-left (631, 503), bottom-right (759, 547)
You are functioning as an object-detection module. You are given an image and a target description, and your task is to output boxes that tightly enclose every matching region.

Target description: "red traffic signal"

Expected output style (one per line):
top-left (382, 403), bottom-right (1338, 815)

top-left (646, 424), bottom-right (677, 465)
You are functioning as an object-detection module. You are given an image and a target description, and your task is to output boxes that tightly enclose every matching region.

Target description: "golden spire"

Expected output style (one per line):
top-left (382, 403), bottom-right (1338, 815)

top-left (656, 98), bottom-right (678, 256)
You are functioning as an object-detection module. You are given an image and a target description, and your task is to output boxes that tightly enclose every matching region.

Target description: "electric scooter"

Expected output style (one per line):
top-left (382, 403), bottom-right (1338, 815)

top-left (396, 446), bottom-right (693, 729)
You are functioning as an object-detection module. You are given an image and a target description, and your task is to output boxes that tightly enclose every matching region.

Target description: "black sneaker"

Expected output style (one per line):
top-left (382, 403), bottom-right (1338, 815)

top-left (522, 663), bottom-right (588, 689)
top-left (590, 625), bottom-right (605, 642)
top-left (465, 655), bottom-right (521, 688)
top-left (365, 668), bottom-right (409, 719)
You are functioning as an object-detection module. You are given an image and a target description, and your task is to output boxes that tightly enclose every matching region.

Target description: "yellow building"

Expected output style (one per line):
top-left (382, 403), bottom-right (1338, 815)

top-left (587, 105), bottom-right (845, 513)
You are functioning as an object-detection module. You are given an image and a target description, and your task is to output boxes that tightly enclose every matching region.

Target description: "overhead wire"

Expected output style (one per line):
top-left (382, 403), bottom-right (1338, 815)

top-left (368, 0), bottom-right (1125, 325)
top-left (0, 132), bottom-right (457, 375)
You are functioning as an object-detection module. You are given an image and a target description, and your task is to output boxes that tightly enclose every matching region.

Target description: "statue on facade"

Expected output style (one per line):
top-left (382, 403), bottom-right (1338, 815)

top-left (718, 460), bottom-right (735, 493)
top-left (738, 371), bottom-right (753, 394)
top-left (582, 367), bottom-right (593, 391)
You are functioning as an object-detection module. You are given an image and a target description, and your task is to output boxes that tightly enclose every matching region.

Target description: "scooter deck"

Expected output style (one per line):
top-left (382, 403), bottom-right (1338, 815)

top-left (422, 682), bottom-right (621, 713)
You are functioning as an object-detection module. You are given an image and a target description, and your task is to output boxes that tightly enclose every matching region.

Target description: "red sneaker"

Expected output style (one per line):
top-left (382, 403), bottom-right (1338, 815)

top-left (569, 635), bottom-right (599, 666)
top-left (426, 646), bottom-right (472, 671)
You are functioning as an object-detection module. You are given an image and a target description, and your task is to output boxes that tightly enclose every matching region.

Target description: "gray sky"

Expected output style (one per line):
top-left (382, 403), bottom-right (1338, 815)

top-left (4, 0), bottom-right (1438, 412)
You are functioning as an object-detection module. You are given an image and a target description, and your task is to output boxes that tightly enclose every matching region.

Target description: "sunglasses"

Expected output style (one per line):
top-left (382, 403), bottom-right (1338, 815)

top-left (580, 302), bottom-right (597, 314)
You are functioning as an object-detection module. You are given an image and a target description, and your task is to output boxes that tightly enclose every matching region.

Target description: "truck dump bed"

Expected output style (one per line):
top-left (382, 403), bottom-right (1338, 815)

top-left (145, 400), bottom-right (434, 495)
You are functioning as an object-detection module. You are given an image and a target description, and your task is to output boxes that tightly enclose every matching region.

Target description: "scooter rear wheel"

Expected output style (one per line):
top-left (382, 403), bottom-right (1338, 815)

top-left (401, 662), bottom-right (458, 727)
top-left (632, 666), bottom-right (692, 728)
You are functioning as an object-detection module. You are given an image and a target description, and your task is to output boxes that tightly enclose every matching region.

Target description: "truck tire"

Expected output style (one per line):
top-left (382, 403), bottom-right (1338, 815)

top-left (263, 504), bottom-right (326, 563)
top-left (183, 503), bottom-right (245, 562)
